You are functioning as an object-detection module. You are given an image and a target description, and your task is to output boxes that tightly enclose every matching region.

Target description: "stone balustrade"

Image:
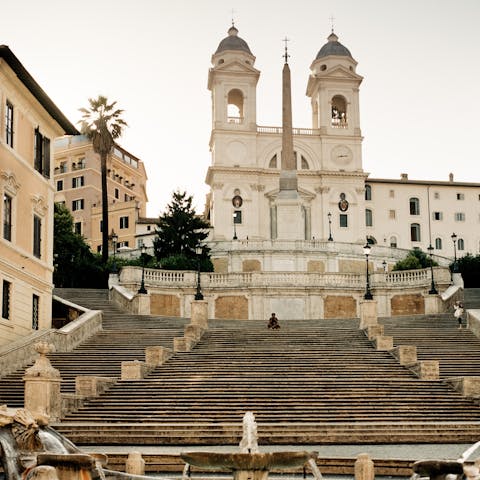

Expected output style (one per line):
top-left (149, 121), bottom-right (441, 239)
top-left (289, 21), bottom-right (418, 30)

top-left (121, 266), bottom-right (450, 290)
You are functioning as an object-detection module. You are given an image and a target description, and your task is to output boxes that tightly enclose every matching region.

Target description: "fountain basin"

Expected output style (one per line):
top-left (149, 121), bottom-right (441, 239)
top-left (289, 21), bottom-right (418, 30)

top-left (181, 451), bottom-right (317, 471)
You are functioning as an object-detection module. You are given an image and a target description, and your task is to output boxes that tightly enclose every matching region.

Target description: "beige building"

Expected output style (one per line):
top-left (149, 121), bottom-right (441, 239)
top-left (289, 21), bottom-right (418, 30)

top-left (0, 45), bottom-right (77, 345)
top-left (53, 136), bottom-right (149, 253)
top-left (205, 27), bottom-right (480, 270)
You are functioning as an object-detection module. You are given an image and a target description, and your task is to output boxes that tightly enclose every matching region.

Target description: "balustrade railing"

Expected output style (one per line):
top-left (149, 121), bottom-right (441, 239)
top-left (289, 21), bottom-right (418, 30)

top-left (257, 126), bottom-right (320, 136)
top-left (121, 266), bottom-right (449, 290)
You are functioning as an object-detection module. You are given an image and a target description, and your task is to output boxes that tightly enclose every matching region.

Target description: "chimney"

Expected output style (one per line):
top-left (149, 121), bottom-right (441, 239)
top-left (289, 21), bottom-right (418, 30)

top-left (449, 172), bottom-right (454, 182)
top-left (400, 173), bottom-right (408, 181)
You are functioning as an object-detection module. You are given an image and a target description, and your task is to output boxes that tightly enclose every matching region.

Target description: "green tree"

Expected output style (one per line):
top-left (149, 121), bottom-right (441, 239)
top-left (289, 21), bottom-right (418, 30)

top-left (455, 254), bottom-right (480, 287)
top-left (53, 203), bottom-right (106, 288)
top-left (78, 96), bottom-right (127, 264)
top-left (393, 248), bottom-right (437, 271)
top-left (153, 191), bottom-right (212, 271)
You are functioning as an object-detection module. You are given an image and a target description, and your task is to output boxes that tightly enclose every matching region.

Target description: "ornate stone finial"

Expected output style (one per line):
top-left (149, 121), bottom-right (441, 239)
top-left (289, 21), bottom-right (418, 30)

top-left (24, 343), bottom-right (60, 379)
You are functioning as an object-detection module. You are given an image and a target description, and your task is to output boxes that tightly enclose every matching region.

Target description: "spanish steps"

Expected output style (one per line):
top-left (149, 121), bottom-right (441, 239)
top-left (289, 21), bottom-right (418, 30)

top-left (2, 288), bottom-right (480, 448)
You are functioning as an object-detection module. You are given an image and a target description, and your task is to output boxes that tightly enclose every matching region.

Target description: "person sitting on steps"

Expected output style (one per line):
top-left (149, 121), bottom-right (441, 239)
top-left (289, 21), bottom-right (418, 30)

top-left (267, 313), bottom-right (280, 330)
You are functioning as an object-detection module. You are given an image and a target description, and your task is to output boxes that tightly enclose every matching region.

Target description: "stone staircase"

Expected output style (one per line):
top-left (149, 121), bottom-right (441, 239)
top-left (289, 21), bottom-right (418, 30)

top-left (381, 314), bottom-right (480, 379)
top-left (55, 316), bottom-right (480, 445)
top-left (0, 288), bottom-right (189, 407)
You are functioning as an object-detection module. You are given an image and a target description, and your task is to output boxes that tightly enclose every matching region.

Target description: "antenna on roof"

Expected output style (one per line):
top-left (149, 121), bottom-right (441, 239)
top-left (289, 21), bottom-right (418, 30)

top-left (283, 36), bottom-right (290, 64)
top-left (231, 8), bottom-right (236, 27)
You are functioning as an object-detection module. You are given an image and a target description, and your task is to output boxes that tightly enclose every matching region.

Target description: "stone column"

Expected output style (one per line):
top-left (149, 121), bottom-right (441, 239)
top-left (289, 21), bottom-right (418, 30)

top-left (126, 452), bottom-right (145, 476)
top-left (191, 300), bottom-right (208, 328)
top-left (359, 299), bottom-right (378, 329)
top-left (23, 342), bottom-right (62, 422)
top-left (354, 453), bottom-right (375, 480)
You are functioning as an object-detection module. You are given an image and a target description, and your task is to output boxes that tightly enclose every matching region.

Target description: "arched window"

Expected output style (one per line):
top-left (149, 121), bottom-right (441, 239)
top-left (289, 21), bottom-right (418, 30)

top-left (365, 209), bottom-right (373, 227)
top-left (458, 238), bottom-right (465, 250)
top-left (268, 154), bottom-right (277, 168)
top-left (331, 95), bottom-right (347, 128)
top-left (409, 197), bottom-right (420, 215)
top-left (227, 89), bottom-right (244, 123)
top-left (300, 155), bottom-right (309, 170)
top-left (410, 223), bottom-right (421, 242)
top-left (366, 236), bottom-right (377, 245)
top-left (390, 236), bottom-right (397, 248)
top-left (435, 238), bottom-right (443, 250)
top-left (365, 185), bottom-right (372, 201)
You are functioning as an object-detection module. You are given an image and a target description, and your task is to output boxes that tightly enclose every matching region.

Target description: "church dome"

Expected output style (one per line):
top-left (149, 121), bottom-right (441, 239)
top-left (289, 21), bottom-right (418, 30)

top-left (215, 26), bottom-right (252, 55)
top-left (315, 32), bottom-right (352, 59)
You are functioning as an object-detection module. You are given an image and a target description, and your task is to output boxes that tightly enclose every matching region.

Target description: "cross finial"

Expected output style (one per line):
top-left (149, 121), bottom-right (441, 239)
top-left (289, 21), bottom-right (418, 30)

top-left (283, 36), bottom-right (290, 64)
top-left (329, 15), bottom-right (335, 32)
top-left (231, 8), bottom-right (235, 27)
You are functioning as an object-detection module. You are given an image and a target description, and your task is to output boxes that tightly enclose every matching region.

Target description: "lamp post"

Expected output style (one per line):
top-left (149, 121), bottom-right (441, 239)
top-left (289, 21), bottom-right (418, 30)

top-left (327, 212), bottom-right (333, 241)
top-left (194, 245), bottom-right (204, 300)
top-left (427, 244), bottom-right (438, 295)
top-left (233, 212), bottom-right (238, 240)
top-left (138, 244), bottom-right (147, 294)
top-left (451, 233), bottom-right (459, 273)
top-left (363, 243), bottom-right (373, 300)
top-left (111, 231), bottom-right (118, 274)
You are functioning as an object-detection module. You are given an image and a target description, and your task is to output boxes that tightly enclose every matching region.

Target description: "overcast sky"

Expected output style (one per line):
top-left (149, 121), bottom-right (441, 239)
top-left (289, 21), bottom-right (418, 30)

top-left (2, 0), bottom-right (479, 216)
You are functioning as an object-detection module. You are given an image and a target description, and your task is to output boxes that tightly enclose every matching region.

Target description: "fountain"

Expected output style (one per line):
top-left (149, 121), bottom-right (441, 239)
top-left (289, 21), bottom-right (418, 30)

top-left (180, 412), bottom-right (319, 480)
top-left (0, 405), bottom-right (106, 480)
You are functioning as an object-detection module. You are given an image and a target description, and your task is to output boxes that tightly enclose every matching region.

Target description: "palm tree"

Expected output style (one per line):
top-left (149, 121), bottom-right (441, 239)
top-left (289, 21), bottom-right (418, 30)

top-left (78, 96), bottom-right (127, 264)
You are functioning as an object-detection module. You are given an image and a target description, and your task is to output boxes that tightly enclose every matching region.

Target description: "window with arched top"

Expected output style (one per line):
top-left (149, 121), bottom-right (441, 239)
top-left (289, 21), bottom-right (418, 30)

top-left (268, 154), bottom-right (277, 169)
top-left (410, 223), bottom-right (421, 242)
top-left (365, 185), bottom-right (372, 201)
top-left (331, 95), bottom-right (347, 128)
top-left (458, 238), bottom-right (465, 250)
top-left (435, 237), bottom-right (443, 250)
top-left (300, 155), bottom-right (309, 170)
top-left (390, 236), bottom-right (397, 248)
top-left (409, 197), bottom-right (420, 215)
top-left (227, 89), bottom-right (244, 123)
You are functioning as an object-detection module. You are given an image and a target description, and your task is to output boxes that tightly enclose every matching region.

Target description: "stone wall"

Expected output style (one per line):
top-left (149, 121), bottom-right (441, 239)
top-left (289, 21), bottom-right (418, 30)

top-left (339, 259), bottom-right (371, 274)
top-left (215, 295), bottom-right (248, 319)
top-left (212, 258), bottom-right (228, 273)
top-left (151, 294), bottom-right (180, 316)
top-left (307, 260), bottom-right (325, 273)
top-left (324, 295), bottom-right (357, 319)
top-left (391, 294), bottom-right (425, 316)
top-left (242, 259), bottom-right (261, 272)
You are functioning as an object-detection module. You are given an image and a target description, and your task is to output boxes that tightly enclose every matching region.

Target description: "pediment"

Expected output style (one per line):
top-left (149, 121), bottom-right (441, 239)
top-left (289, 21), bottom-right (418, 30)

top-left (323, 65), bottom-right (363, 80)
top-left (265, 186), bottom-right (316, 202)
top-left (213, 59), bottom-right (259, 75)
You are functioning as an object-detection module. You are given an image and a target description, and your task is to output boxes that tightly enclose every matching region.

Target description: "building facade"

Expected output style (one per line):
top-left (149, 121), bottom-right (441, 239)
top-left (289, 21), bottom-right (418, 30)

top-left (53, 136), bottom-right (149, 253)
top-left (0, 45), bottom-right (77, 345)
top-left (205, 27), bottom-right (479, 270)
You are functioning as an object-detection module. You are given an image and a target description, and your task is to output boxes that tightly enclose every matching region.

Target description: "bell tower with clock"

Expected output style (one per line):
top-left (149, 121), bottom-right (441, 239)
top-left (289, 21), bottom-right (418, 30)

top-left (306, 31), bottom-right (368, 243)
top-left (306, 31), bottom-right (364, 173)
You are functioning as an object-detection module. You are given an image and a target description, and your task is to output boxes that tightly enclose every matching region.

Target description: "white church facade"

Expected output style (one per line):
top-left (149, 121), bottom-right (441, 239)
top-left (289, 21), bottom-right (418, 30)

top-left (204, 26), bottom-right (480, 274)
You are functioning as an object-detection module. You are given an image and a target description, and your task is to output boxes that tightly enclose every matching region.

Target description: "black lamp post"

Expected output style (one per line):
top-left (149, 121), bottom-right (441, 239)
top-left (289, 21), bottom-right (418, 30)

top-left (233, 212), bottom-right (238, 240)
top-left (327, 212), bottom-right (333, 241)
top-left (194, 245), bottom-right (204, 300)
top-left (111, 231), bottom-right (118, 273)
top-left (427, 244), bottom-right (438, 295)
top-left (138, 244), bottom-right (147, 294)
top-left (451, 233), bottom-right (459, 273)
top-left (363, 243), bottom-right (373, 300)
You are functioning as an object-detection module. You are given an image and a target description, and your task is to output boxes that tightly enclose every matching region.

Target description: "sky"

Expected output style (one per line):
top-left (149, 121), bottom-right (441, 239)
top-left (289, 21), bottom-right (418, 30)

top-left (2, 0), bottom-right (480, 217)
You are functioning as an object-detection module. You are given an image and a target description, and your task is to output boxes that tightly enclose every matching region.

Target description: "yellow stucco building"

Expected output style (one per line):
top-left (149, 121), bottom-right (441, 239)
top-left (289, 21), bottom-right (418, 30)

top-left (0, 45), bottom-right (77, 345)
top-left (53, 136), bottom-right (149, 253)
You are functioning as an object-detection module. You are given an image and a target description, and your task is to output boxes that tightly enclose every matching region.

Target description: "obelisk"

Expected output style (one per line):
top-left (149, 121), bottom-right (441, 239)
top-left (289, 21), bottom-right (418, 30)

top-left (275, 39), bottom-right (304, 240)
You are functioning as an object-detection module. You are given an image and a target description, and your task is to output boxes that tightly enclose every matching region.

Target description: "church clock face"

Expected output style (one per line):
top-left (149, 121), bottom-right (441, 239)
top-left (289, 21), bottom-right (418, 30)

top-left (331, 145), bottom-right (353, 166)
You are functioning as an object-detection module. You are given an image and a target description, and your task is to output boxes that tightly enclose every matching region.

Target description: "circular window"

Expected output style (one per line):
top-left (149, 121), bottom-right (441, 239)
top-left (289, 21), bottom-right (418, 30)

top-left (320, 64), bottom-right (327, 71)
